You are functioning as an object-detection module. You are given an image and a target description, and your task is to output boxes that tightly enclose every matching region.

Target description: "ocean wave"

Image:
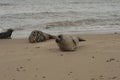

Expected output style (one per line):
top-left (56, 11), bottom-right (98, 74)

top-left (0, 3), bottom-right (12, 6)
top-left (43, 18), bottom-right (120, 29)
top-left (13, 18), bottom-right (120, 31)
top-left (0, 11), bottom-right (77, 19)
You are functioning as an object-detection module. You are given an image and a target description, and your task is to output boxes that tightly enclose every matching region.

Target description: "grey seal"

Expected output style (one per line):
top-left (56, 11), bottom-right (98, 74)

top-left (56, 34), bottom-right (86, 51)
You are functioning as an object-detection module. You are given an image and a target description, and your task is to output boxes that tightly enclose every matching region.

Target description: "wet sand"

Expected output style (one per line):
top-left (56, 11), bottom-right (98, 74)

top-left (0, 34), bottom-right (120, 80)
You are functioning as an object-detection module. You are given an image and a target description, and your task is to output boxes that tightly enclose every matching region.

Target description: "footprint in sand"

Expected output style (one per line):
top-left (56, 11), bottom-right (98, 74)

top-left (68, 71), bottom-right (73, 76)
top-left (16, 66), bottom-right (26, 72)
top-left (106, 58), bottom-right (115, 62)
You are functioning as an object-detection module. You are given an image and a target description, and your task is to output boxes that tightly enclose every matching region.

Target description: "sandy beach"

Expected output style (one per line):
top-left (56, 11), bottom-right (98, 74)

top-left (0, 0), bottom-right (120, 80)
top-left (0, 34), bottom-right (120, 80)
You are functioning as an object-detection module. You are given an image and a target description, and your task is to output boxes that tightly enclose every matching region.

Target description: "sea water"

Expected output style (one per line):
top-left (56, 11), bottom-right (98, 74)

top-left (0, 0), bottom-right (120, 38)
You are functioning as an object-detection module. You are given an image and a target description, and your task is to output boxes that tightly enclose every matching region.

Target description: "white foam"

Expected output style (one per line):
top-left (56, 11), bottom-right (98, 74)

top-left (0, 28), bottom-right (6, 33)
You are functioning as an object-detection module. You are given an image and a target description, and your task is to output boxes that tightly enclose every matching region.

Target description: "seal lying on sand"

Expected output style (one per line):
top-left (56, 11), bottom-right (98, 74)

top-left (55, 34), bottom-right (86, 51)
top-left (29, 30), bottom-right (56, 43)
top-left (0, 28), bottom-right (14, 39)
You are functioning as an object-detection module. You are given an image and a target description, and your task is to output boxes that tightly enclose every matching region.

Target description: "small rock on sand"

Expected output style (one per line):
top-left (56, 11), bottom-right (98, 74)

top-left (60, 54), bottom-right (63, 56)
top-left (112, 76), bottom-right (117, 79)
top-left (92, 56), bottom-right (95, 59)
top-left (42, 76), bottom-right (46, 78)
top-left (35, 47), bottom-right (40, 48)
top-left (91, 78), bottom-right (96, 80)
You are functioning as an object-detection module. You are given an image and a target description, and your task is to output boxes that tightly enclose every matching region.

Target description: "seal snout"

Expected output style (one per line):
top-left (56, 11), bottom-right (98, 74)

top-left (56, 38), bottom-right (61, 43)
top-left (7, 28), bottom-right (14, 32)
top-left (0, 28), bottom-right (14, 39)
top-left (56, 34), bottom-right (63, 43)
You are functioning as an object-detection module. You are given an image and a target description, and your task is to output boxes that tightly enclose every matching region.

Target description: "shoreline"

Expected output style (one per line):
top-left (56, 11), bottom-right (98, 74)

top-left (12, 29), bottom-right (120, 38)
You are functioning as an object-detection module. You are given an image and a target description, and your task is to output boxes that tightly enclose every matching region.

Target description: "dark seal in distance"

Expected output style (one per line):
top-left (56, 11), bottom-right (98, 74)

top-left (0, 28), bottom-right (14, 39)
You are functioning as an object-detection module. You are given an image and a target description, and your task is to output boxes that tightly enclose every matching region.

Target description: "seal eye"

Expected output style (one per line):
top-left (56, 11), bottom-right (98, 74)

top-left (58, 34), bottom-right (63, 38)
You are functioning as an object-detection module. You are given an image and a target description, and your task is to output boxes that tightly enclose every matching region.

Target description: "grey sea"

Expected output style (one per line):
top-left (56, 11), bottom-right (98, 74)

top-left (0, 0), bottom-right (120, 38)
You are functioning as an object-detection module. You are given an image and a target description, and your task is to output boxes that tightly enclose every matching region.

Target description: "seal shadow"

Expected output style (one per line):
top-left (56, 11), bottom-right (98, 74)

top-left (48, 45), bottom-right (87, 53)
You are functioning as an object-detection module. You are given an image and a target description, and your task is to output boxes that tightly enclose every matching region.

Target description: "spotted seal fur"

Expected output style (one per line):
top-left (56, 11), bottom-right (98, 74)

top-left (29, 30), bottom-right (56, 43)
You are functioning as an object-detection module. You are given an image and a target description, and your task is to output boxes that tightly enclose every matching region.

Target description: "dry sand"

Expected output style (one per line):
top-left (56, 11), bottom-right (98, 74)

top-left (0, 34), bottom-right (120, 80)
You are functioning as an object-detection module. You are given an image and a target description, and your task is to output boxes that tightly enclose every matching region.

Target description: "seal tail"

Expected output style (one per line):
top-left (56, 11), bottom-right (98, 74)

top-left (49, 34), bottom-right (57, 39)
top-left (78, 37), bottom-right (86, 42)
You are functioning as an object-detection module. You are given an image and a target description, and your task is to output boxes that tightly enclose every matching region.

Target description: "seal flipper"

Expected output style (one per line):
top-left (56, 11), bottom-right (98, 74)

top-left (72, 38), bottom-right (77, 46)
top-left (78, 37), bottom-right (86, 42)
